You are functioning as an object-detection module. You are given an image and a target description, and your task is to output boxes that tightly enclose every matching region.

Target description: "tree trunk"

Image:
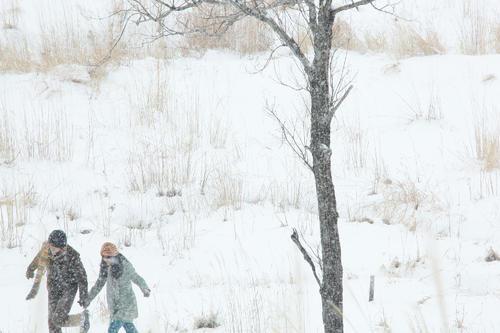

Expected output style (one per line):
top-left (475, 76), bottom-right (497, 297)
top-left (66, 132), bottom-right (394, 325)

top-left (310, 88), bottom-right (343, 333)
top-left (309, 15), bottom-right (343, 333)
top-left (315, 157), bottom-right (343, 333)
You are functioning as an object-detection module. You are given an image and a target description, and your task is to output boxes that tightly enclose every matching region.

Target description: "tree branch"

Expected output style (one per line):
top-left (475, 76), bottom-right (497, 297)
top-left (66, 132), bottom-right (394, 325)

top-left (267, 103), bottom-right (313, 171)
top-left (302, 0), bottom-right (318, 33)
top-left (228, 0), bottom-right (312, 74)
top-left (331, 0), bottom-right (374, 15)
top-left (324, 84), bottom-right (352, 124)
top-left (248, 43), bottom-right (286, 74)
top-left (291, 228), bottom-right (322, 288)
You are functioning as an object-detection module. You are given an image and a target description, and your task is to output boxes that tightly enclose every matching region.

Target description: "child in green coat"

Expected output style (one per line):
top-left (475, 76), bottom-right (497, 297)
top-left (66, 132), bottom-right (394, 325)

top-left (85, 242), bottom-right (150, 333)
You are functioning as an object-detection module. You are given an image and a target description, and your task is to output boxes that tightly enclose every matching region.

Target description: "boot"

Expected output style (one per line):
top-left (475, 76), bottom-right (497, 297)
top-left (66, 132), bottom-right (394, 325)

top-left (80, 310), bottom-right (90, 333)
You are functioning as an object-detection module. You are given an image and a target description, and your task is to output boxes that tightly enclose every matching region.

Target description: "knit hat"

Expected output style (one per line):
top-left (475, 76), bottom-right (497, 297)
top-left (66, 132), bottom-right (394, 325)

top-left (48, 230), bottom-right (67, 248)
top-left (100, 242), bottom-right (119, 257)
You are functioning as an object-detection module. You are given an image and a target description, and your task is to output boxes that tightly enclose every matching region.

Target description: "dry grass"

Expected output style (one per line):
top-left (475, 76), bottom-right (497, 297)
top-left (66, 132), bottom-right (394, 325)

top-left (459, 0), bottom-right (490, 55)
top-left (391, 24), bottom-right (444, 58)
top-left (131, 61), bottom-right (172, 127)
top-left (472, 116), bottom-right (500, 171)
top-left (345, 115), bottom-right (368, 170)
top-left (0, 107), bottom-right (17, 163)
top-left (0, 183), bottom-right (35, 248)
top-left (0, 35), bottom-right (34, 72)
top-left (180, 5), bottom-right (272, 55)
top-left (374, 178), bottom-right (440, 229)
top-left (401, 87), bottom-right (443, 123)
top-left (330, 11), bottom-right (500, 57)
top-left (225, 283), bottom-right (265, 333)
top-left (457, 0), bottom-right (500, 55)
top-left (37, 10), bottom-right (131, 71)
top-left (295, 25), bottom-right (313, 55)
top-left (369, 148), bottom-right (388, 195)
top-left (95, 190), bottom-right (113, 237)
top-left (0, 198), bottom-right (25, 247)
top-left (0, 0), bottom-right (20, 30)
top-left (156, 198), bottom-right (198, 258)
top-left (0, 2), bottom-right (132, 74)
top-left (330, 19), bottom-right (444, 58)
top-left (0, 99), bottom-right (73, 162)
top-left (364, 30), bottom-right (389, 54)
top-left (209, 113), bottom-right (230, 149)
top-left (475, 170), bottom-right (500, 199)
top-left (127, 119), bottom-right (199, 195)
top-left (128, 143), bottom-right (194, 195)
top-left (268, 181), bottom-right (304, 212)
top-left (3, 1), bottom-right (500, 75)
top-left (332, 19), bottom-right (365, 51)
top-left (210, 166), bottom-right (243, 211)
top-left (128, 73), bottom-right (200, 194)
top-left (0, 0), bottom-right (180, 76)
top-left (22, 104), bottom-right (74, 162)
top-left (494, 25), bottom-right (500, 53)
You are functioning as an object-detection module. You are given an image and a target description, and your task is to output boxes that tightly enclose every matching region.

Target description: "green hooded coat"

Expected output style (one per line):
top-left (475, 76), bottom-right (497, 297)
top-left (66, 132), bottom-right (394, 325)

top-left (88, 254), bottom-right (149, 321)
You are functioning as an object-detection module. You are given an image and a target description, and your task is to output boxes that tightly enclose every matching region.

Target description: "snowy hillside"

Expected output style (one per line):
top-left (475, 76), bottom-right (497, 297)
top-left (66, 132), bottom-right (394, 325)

top-left (1, 0), bottom-right (500, 332)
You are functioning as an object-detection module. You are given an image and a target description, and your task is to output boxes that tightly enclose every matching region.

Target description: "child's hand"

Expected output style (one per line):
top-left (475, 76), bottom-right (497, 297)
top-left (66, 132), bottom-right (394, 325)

top-left (143, 288), bottom-right (151, 297)
top-left (26, 289), bottom-right (36, 300)
top-left (78, 298), bottom-right (90, 308)
top-left (26, 269), bottom-right (34, 279)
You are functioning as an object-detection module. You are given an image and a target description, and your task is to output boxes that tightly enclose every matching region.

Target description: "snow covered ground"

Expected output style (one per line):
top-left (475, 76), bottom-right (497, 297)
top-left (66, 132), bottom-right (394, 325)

top-left (1, 1), bottom-right (500, 332)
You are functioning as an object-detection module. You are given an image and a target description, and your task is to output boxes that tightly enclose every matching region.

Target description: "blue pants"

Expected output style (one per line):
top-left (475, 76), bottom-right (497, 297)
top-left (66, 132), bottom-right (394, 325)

top-left (108, 320), bottom-right (138, 333)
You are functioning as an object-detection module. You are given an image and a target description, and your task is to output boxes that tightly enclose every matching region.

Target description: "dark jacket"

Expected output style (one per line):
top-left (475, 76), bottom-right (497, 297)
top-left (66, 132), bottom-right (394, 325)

top-left (88, 254), bottom-right (149, 321)
top-left (47, 245), bottom-right (88, 303)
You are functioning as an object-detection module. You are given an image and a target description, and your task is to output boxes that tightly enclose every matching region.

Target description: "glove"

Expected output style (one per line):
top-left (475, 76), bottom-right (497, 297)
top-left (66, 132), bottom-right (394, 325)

top-left (26, 269), bottom-right (34, 280)
top-left (78, 298), bottom-right (90, 308)
top-left (26, 288), bottom-right (37, 300)
top-left (143, 288), bottom-right (151, 298)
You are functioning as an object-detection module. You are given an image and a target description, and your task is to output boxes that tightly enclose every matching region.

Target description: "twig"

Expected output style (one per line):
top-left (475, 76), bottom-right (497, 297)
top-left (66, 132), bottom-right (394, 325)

top-left (267, 103), bottom-right (313, 171)
top-left (291, 228), bottom-right (322, 288)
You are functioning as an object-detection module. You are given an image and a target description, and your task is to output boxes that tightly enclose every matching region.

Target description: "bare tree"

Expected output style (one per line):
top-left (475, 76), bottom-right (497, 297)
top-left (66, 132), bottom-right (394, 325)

top-left (115, 0), bottom-right (390, 331)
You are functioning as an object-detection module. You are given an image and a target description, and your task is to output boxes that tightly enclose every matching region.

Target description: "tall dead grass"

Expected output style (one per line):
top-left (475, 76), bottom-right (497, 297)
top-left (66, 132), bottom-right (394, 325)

top-left (0, 0), bottom-right (20, 30)
top-left (476, 170), bottom-right (500, 199)
top-left (22, 104), bottom-right (74, 161)
top-left (0, 183), bottom-right (35, 248)
top-left (373, 177), bottom-right (441, 230)
top-left (0, 35), bottom-right (34, 72)
top-left (0, 108), bottom-right (17, 163)
top-left (4, 1), bottom-right (500, 74)
top-left (38, 6), bottom-right (132, 70)
top-left (494, 26), bottom-right (500, 53)
top-left (459, 0), bottom-right (489, 55)
top-left (329, 17), bottom-right (445, 58)
top-left (128, 82), bottom-right (200, 195)
top-left (0, 99), bottom-right (73, 162)
top-left (180, 5), bottom-right (273, 55)
top-left (332, 19), bottom-right (365, 51)
top-left (0, 2), bottom-right (133, 74)
top-left (391, 24), bottom-right (445, 58)
top-left (344, 114), bottom-right (368, 170)
top-left (401, 86), bottom-right (443, 123)
top-left (130, 61), bottom-right (172, 127)
top-left (209, 164), bottom-right (244, 211)
top-left (471, 116), bottom-right (500, 171)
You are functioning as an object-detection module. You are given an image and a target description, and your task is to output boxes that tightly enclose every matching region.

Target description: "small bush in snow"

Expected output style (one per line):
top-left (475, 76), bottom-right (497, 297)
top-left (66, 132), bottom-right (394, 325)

top-left (194, 312), bottom-right (220, 329)
top-left (485, 248), bottom-right (500, 262)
